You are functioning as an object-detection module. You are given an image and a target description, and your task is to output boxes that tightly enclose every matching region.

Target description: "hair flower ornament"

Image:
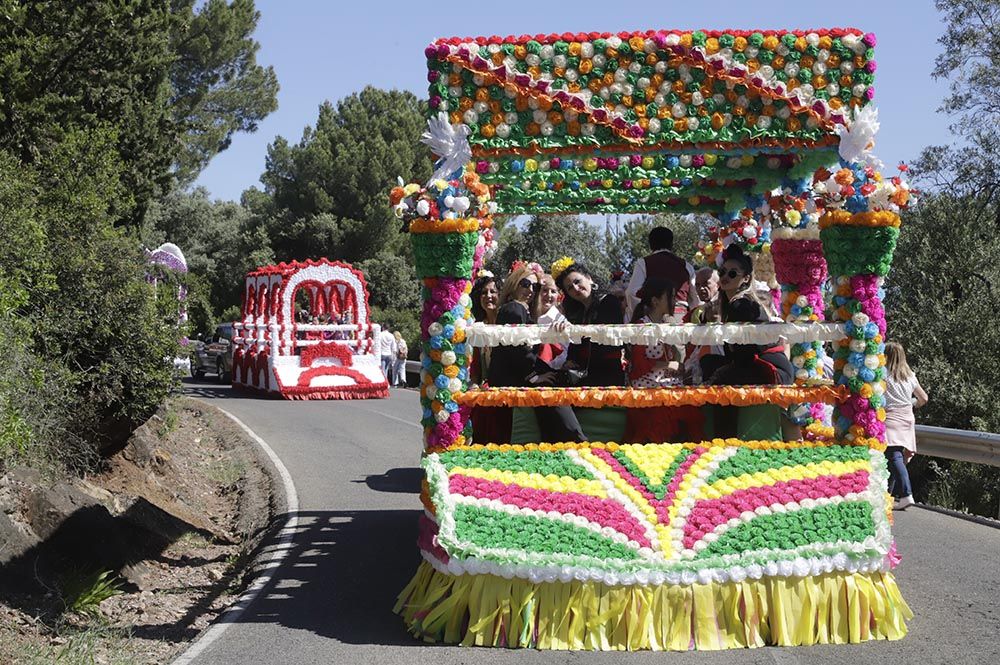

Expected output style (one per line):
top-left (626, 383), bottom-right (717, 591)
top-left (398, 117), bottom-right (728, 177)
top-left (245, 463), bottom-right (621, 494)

top-left (550, 256), bottom-right (576, 281)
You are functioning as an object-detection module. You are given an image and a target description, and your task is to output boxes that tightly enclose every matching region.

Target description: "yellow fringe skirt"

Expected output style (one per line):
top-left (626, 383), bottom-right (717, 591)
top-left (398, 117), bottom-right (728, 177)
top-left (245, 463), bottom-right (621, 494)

top-left (395, 561), bottom-right (912, 650)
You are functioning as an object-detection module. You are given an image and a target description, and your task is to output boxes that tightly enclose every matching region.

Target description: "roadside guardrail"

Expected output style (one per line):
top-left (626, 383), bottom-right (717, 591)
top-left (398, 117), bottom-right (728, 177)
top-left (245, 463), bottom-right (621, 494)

top-left (915, 425), bottom-right (1000, 467)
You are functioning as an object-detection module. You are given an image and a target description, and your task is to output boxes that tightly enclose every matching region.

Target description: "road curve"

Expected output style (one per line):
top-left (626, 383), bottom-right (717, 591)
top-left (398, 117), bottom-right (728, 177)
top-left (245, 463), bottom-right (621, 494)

top-left (180, 380), bottom-right (1000, 665)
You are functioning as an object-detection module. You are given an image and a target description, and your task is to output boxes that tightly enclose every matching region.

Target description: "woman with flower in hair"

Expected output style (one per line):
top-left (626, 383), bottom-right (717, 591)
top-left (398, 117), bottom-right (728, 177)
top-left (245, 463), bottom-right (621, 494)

top-left (883, 341), bottom-right (928, 511)
top-left (553, 257), bottom-right (626, 387)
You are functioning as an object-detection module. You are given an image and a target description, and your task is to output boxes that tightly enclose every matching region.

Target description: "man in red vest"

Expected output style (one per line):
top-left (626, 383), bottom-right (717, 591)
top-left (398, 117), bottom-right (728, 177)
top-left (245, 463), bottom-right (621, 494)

top-left (625, 226), bottom-right (700, 322)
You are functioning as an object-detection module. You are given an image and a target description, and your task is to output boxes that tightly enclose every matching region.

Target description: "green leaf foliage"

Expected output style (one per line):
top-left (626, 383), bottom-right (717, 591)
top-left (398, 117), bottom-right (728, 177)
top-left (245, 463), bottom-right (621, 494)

top-left (168, 0), bottom-right (279, 185)
top-left (0, 0), bottom-right (175, 225)
top-left (258, 87), bottom-right (432, 262)
top-left (488, 215), bottom-right (611, 281)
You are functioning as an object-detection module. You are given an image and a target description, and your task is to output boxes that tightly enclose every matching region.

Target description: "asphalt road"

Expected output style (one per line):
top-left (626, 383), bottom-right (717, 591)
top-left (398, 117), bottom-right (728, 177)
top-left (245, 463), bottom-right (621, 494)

top-left (181, 380), bottom-right (1000, 665)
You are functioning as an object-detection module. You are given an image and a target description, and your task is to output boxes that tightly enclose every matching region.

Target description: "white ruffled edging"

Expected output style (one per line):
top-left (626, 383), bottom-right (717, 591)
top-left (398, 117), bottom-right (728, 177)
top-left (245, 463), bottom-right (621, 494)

top-left (465, 321), bottom-right (847, 348)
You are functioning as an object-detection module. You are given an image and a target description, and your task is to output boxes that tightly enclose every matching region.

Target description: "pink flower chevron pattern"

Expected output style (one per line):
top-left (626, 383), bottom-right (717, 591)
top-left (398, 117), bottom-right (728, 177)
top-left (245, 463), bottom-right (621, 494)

top-left (421, 441), bottom-right (893, 584)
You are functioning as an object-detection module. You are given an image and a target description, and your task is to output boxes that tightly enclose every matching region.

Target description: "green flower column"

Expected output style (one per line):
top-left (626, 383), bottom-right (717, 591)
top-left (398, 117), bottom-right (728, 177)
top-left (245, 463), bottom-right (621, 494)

top-left (820, 211), bottom-right (900, 445)
top-left (412, 227), bottom-right (481, 450)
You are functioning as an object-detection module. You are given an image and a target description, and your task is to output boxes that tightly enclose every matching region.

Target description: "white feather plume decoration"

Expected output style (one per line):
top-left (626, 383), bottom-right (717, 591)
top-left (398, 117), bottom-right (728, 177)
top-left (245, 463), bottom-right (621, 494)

top-left (835, 105), bottom-right (883, 170)
top-left (421, 112), bottom-right (472, 184)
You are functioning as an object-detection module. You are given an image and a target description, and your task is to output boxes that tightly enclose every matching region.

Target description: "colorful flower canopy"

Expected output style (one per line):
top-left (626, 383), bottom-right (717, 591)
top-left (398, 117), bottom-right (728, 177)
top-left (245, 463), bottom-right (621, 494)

top-left (426, 29), bottom-right (876, 215)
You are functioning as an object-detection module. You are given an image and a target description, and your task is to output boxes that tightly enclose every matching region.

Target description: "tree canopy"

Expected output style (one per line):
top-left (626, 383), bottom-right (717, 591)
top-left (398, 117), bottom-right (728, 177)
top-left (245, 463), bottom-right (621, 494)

top-left (169, 0), bottom-right (279, 185)
top-left (258, 87), bottom-right (432, 262)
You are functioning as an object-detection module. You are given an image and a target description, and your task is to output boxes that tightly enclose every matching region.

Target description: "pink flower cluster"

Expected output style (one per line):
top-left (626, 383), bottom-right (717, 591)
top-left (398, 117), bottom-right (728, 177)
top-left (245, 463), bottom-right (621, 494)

top-left (449, 474), bottom-right (651, 547)
top-left (420, 277), bottom-right (469, 336)
top-left (682, 470), bottom-right (870, 549)
top-left (841, 395), bottom-right (886, 440)
top-left (418, 514), bottom-right (450, 563)
top-left (427, 408), bottom-right (472, 449)
top-left (850, 274), bottom-right (886, 336)
top-left (772, 239), bottom-right (828, 287)
top-left (772, 239), bottom-right (827, 313)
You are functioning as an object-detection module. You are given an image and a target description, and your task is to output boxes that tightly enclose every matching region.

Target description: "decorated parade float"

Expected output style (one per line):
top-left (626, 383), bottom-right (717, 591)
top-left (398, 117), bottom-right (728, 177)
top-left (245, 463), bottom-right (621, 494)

top-left (231, 259), bottom-right (389, 399)
top-left (145, 242), bottom-right (193, 375)
top-left (393, 28), bottom-right (913, 650)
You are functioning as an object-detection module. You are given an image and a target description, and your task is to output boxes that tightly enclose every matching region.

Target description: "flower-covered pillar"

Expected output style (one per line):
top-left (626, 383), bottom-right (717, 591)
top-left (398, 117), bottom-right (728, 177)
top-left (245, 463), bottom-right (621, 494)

top-left (771, 227), bottom-right (830, 424)
top-left (820, 207), bottom-right (899, 444)
top-left (393, 153), bottom-right (495, 449)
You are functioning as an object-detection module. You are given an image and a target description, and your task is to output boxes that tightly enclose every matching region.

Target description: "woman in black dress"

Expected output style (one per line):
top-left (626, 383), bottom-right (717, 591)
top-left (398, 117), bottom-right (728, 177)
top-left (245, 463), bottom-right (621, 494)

top-left (554, 262), bottom-right (626, 387)
top-left (486, 265), bottom-right (586, 443)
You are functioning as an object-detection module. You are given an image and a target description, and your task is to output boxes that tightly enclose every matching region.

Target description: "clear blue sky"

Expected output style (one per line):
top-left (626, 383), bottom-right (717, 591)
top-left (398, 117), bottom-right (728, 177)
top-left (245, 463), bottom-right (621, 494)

top-left (194, 0), bottom-right (951, 202)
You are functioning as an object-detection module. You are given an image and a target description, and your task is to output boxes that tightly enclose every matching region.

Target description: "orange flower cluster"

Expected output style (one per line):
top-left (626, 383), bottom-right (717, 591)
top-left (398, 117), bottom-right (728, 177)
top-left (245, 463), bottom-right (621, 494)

top-left (454, 385), bottom-right (848, 409)
top-left (409, 218), bottom-right (482, 234)
top-left (818, 210), bottom-right (901, 229)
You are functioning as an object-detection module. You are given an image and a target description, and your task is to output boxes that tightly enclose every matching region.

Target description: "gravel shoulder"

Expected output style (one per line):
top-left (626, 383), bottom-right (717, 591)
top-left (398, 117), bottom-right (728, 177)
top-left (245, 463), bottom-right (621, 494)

top-left (0, 397), bottom-right (276, 665)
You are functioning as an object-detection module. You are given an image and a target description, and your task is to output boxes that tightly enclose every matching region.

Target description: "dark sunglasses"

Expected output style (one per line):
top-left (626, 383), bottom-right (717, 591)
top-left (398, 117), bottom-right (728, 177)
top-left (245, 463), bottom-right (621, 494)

top-left (717, 268), bottom-right (743, 279)
top-left (518, 277), bottom-right (541, 292)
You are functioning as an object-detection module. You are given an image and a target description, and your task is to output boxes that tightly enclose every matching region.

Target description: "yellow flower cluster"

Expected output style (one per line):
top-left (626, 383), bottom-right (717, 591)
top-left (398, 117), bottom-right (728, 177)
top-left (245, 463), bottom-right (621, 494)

top-left (550, 256), bottom-right (576, 281)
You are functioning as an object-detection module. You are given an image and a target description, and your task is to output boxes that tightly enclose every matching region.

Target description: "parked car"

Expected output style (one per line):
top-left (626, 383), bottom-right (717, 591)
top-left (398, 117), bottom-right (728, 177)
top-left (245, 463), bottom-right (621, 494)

top-left (190, 324), bottom-right (235, 382)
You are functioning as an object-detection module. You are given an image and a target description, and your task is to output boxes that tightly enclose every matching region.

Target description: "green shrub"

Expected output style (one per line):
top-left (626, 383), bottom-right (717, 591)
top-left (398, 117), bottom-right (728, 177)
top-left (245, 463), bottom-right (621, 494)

top-left (0, 130), bottom-right (179, 469)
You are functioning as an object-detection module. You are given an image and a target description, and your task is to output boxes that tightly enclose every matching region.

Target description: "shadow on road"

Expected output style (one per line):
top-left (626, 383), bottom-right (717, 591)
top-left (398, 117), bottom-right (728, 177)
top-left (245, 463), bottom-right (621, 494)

top-left (358, 468), bottom-right (423, 494)
top-left (181, 377), bottom-right (236, 400)
top-left (229, 509), bottom-right (424, 646)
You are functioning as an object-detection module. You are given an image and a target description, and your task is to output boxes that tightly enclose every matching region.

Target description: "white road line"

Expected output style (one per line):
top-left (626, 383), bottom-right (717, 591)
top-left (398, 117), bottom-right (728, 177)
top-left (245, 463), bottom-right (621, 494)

top-left (172, 402), bottom-right (301, 665)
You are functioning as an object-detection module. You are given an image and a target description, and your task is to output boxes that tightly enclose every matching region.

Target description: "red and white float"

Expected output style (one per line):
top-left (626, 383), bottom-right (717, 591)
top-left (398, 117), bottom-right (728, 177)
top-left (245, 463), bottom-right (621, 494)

top-left (232, 259), bottom-right (389, 399)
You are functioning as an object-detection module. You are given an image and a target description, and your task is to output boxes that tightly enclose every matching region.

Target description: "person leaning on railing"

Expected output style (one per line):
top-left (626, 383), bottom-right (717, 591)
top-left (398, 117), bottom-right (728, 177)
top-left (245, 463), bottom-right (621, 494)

top-left (468, 272), bottom-right (499, 386)
top-left (487, 265), bottom-right (586, 444)
top-left (624, 278), bottom-right (704, 443)
top-left (883, 341), bottom-right (929, 511)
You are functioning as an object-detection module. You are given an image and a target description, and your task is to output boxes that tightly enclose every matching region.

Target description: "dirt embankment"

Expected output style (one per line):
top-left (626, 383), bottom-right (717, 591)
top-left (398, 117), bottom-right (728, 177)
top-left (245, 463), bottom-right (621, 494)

top-left (0, 398), bottom-right (276, 664)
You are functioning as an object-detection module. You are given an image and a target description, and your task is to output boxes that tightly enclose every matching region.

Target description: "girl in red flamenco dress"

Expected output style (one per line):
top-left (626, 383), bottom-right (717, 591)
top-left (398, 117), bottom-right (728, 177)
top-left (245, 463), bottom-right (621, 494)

top-left (625, 278), bottom-right (704, 443)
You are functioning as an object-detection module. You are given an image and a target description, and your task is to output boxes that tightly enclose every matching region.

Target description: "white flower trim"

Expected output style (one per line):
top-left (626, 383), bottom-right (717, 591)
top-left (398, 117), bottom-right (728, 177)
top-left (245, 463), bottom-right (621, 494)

top-left (422, 448), bottom-right (894, 586)
top-left (772, 226), bottom-right (822, 241)
top-left (421, 547), bottom-right (889, 588)
top-left (465, 321), bottom-right (846, 348)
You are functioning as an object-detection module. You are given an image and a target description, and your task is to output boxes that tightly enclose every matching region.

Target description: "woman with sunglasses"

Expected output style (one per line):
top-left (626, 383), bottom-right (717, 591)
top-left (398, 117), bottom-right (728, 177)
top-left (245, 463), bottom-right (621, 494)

top-left (486, 264), bottom-right (586, 443)
top-left (700, 244), bottom-right (794, 401)
top-left (554, 260), bottom-right (626, 387)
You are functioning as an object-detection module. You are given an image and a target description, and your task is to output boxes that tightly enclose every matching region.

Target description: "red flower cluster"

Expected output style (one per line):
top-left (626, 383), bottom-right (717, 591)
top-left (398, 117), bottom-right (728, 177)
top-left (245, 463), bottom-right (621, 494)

top-left (429, 28), bottom-right (865, 48)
